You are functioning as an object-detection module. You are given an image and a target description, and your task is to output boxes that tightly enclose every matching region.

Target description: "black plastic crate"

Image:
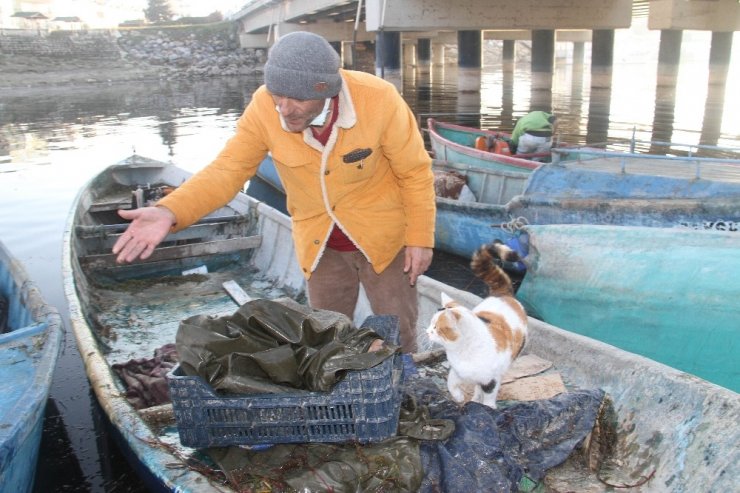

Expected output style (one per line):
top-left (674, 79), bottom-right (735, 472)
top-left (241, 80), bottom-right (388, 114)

top-left (167, 315), bottom-right (403, 448)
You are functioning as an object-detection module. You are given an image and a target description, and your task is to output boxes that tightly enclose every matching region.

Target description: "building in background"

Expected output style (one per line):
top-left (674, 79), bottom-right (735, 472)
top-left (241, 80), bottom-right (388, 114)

top-left (169, 0), bottom-right (244, 18)
top-left (1, 0), bottom-right (245, 29)
top-left (83, 0), bottom-right (147, 28)
top-left (2, 0), bottom-right (52, 29)
top-left (0, 0), bottom-right (147, 29)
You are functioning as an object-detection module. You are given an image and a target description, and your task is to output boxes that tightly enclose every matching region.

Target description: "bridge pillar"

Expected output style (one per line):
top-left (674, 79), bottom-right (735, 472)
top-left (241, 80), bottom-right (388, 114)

top-left (708, 31), bottom-right (732, 86)
top-left (587, 85), bottom-right (612, 145)
top-left (700, 31), bottom-right (733, 146)
top-left (376, 30), bottom-right (401, 88)
top-left (502, 39), bottom-right (515, 64)
top-left (650, 30), bottom-right (682, 150)
top-left (591, 29), bottom-right (615, 88)
top-left (698, 31), bottom-right (734, 146)
top-left (403, 41), bottom-right (415, 67)
top-left (457, 30), bottom-right (481, 69)
top-left (531, 29), bottom-right (555, 94)
top-left (656, 29), bottom-right (682, 86)
top-left (531, 29), bottom-right (554, 73)
top-left (700, 80), bottom-right (727, 147)
top-left (457, 30), bottom-right (482, 94)
top-left (501, 61), bottom-right (515, 130)
top-left (573, 41), bottom-right (585, 71)
top-left (652, 78), bottom-right (677, 150)
top-left (329, 41), bottom-right (343, 66)
top-left (568, 47), bottom-right (586, 142)
top-left (587, 29), bottom-right (614, 144)
top-left (417, 38), bottom-right (431, 71)
top-left (531, 73), bottom-right (553, 112)
top-left (432, 41), bottom-right (445, 66)
top-left (342, 41), bottom-right (353, 69)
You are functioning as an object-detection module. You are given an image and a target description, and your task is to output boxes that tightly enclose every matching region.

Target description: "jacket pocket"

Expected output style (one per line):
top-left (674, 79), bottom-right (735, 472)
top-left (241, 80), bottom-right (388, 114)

top-left (271, 148), bottom-right (313, 170)
top-left (338, 146), bottom-right (379, 184)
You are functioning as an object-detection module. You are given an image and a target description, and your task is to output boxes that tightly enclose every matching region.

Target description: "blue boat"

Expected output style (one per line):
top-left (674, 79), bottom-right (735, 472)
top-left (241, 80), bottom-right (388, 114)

top-left (251, 152), bottom-right (740, 260)
top-left (0, 241), bottom-right (63, 492)
top-left (434, 153), bottom-right (740, 258)
top-left (64, 155), bottom-right (738, 492)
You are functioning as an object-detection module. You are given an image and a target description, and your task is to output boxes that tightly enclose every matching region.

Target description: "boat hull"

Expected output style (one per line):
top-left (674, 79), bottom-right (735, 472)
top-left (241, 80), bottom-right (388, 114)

top-left (436, 195), bottom-right (739, 262)
top-left (0, 242), bottom-right (63, 493)
top-left (517, 224), bottom-right (740, 392)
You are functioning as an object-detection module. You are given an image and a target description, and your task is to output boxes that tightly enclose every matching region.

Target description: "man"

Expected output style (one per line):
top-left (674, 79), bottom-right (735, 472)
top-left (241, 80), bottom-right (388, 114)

top-left (111, 31), bottom-right (435, 352)
top-left (510, 110), bottom-right (557, 155)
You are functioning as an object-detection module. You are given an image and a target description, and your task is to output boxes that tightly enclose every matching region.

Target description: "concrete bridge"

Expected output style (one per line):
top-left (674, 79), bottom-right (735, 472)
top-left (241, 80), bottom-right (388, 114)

top-left (230, 0), bottom-right (738, 90)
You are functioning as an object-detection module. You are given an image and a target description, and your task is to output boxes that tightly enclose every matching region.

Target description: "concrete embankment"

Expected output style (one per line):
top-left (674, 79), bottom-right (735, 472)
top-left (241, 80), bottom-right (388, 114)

top-left (0, 22), bottom-right (266, 90)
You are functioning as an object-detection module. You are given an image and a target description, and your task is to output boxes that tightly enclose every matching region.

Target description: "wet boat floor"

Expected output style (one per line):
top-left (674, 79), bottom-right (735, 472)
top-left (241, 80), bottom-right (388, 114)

top-left (86, 252), bottom-right (610, 492)
top-left (92, 249), bottom-right (498, 363)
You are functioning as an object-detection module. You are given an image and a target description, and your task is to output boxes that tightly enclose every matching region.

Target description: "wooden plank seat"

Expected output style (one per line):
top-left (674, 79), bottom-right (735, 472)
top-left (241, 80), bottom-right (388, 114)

top-left (76, 214), bottom-right (251, 238)
top-left (79, 235), bottom-right (263, 269)
top-left (89, 199), bottom-right (132, 214)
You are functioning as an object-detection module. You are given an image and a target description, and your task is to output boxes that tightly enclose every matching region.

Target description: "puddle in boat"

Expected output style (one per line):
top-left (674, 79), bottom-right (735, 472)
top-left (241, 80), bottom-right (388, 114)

top-left (89, 262), bottom-right (305, 365)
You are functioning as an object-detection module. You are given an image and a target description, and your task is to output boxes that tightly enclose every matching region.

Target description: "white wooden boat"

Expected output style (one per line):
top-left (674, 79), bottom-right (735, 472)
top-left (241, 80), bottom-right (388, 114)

top-left (63, 155), bottom-right (738, 492)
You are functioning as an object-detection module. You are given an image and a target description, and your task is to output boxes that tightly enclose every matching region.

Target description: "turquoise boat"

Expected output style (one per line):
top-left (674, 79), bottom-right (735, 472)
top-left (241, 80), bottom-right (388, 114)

top-left (514, 224), bottom-right (739, 393)
top-left (0, 241), bottom-right (63, 492)
top-left (64, 155), bottom-right (738, 492)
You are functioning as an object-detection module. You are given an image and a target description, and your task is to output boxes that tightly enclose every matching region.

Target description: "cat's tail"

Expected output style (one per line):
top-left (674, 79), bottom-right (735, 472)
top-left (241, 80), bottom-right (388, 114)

top-left (470, 240), bottom-right (518, 297)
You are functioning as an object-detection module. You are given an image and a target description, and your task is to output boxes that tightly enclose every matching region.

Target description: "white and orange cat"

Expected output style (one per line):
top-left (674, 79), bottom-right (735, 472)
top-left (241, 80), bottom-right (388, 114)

top-left (426, 241), bottom-right (528, 409)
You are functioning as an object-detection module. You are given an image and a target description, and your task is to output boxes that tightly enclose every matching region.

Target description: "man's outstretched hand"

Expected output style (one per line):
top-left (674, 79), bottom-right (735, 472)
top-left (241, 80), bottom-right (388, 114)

top-left (112, 206), bottom-right (176, 263)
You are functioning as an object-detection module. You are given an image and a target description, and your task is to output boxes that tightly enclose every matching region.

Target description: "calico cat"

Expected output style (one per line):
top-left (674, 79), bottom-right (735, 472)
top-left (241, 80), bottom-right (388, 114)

top-left (426, 241), bottom-right (528, 409)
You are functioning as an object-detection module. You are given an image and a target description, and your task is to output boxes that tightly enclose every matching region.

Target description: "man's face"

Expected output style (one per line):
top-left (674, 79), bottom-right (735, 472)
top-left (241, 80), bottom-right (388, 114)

top-left (271, 94), bottom-right (326, 132)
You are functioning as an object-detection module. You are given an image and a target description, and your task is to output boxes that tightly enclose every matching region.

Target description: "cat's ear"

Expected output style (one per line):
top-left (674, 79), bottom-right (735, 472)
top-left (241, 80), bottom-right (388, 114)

top-left (440, 292), bottom-right (457, 307)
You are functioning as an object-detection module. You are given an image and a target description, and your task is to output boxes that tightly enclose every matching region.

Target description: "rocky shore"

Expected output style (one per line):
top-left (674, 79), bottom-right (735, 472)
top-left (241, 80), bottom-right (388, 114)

top-left (0, 23), bottom-right (518, 92)
top-left (0, 23), bottom-right (266, 91)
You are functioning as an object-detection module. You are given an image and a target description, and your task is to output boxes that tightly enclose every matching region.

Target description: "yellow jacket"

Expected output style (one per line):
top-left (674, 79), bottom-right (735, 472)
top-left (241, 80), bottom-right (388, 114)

top-left (158, 69), bottom-right (435, 278)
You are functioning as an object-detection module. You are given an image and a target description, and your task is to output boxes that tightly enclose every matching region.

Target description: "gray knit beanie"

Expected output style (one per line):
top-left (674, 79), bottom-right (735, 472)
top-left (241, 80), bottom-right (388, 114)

top-left (264, 32), bottom-right (342, 100)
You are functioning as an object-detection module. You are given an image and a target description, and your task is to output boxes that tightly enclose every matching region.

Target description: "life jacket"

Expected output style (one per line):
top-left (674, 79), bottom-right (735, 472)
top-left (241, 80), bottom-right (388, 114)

top-left (474, 135), bottom-right (511, 155)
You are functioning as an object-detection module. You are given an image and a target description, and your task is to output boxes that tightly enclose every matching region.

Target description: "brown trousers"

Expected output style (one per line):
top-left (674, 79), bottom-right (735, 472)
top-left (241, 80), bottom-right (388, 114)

top-left (307, 248), bottom-right (418, 352)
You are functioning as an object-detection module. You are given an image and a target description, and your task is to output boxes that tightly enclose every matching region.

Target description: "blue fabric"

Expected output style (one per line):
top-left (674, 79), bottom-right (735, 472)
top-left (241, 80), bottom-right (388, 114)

top-left (404, 378), bottom-right (604, 492)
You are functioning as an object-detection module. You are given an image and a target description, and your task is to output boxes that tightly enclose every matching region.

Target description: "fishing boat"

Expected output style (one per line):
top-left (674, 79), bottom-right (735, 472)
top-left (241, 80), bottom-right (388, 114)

top-left (433, 154), bottom-right (740, 258)
top-left (250, 153), bottom-right (740, 259)
top-left (515, 224), bottom-right (740, 393)
top-left (63, 155), bottom-right (738, 492)
top-left (426, 117), bottom-right (546, 172)
top-left (0, 240), bottom-right (63, 492)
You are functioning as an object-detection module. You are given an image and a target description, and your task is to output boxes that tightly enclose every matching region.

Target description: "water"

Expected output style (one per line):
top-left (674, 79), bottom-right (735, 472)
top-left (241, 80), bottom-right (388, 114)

top-left (1, 29), bottom-right (738, 491)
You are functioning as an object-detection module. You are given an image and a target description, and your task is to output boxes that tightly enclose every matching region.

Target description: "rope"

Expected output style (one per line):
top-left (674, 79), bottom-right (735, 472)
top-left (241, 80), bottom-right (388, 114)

top-left (499, 216), bottom-right (529, 234)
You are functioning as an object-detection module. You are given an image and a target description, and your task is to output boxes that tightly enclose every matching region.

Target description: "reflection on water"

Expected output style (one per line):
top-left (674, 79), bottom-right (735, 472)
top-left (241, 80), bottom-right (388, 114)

top-left (0, 33), bottom-right (738, 491)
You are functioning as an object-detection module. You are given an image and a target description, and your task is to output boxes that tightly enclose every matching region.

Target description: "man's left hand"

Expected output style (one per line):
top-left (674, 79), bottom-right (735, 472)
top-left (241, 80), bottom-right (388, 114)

top-left (404, 246), bottom-right (433, 286)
